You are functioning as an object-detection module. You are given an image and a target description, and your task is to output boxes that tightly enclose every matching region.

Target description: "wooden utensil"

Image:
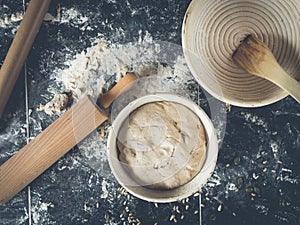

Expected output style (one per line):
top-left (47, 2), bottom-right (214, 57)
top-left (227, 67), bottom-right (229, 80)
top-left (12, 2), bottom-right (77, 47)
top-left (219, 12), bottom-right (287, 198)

top-left (232, 34), bottom-right (300, 104)
top-left (0, 72), bottom-right (138, 204)
top-left (0, 0), bottom-right (51, 118)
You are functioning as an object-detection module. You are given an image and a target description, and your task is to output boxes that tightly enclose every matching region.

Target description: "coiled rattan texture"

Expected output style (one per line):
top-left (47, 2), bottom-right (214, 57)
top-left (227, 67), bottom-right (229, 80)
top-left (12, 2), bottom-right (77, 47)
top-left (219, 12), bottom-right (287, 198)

top-left (182, 0), bottom-right (300, 107)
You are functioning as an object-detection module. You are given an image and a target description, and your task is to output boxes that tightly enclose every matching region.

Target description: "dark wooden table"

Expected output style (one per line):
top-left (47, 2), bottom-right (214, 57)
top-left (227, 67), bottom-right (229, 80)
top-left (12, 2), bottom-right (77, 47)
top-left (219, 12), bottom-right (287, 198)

top-left (0, 0), bottom-right (299, 224)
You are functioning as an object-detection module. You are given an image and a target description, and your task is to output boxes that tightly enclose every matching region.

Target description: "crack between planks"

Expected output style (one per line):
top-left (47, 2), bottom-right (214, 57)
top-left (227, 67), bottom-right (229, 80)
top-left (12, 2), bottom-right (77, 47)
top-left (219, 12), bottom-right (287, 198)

top-left (25, 64), bottom-right (32, 225)
top-left (22, 0), bottom-right (32, 224)
top-left (199, 191), bottom-right (202, 225)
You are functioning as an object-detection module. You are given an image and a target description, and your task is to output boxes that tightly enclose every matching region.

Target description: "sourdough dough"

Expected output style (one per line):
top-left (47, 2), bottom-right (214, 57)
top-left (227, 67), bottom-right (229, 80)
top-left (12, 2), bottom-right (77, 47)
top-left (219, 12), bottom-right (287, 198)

top-left (40, 93), bottom-right (69, 116)
top-left (117, 101), bottom-right (207, 189)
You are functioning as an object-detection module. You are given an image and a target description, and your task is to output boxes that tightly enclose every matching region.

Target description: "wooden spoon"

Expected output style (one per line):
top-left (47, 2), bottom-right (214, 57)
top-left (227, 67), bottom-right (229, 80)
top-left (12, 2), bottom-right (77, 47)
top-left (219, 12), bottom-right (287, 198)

top-left (0, 72), bottom-right (138, 204)
top-left (232, 34), bottom-right (300, 104)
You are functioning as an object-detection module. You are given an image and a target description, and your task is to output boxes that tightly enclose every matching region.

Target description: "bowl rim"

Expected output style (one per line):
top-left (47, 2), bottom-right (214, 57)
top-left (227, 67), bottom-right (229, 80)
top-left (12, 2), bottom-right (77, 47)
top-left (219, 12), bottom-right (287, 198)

top-left (107, 93), bottom-right (218, 203)
top-left (181, 0), bottom-right (289, 107)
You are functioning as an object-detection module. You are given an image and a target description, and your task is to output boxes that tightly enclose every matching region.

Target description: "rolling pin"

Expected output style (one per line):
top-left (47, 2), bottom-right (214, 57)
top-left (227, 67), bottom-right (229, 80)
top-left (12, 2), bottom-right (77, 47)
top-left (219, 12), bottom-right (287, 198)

top-left (0, 0), bottom-right (51, 118)
top-left (0, 72), bottom-right (138, 204)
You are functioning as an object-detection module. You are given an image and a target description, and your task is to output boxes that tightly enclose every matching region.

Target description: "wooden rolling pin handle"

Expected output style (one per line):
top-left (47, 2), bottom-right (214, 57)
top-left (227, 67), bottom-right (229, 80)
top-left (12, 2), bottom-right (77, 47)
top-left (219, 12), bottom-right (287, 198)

top-left (97, 72), bottom-right (138, 109)
top-left (0, 73), bottom-right (138, 204)
top-left (0, 0), bottom-right (51, 118)
top-left (0, 96), bottom-right (107, 205)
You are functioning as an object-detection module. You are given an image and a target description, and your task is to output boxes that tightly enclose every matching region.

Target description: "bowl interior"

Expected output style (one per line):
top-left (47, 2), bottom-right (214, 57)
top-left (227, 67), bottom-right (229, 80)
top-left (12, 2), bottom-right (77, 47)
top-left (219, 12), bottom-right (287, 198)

top-left (182, 0), bottom-right (300, 107)
top-left (107, 93), bottom-right (218, 203)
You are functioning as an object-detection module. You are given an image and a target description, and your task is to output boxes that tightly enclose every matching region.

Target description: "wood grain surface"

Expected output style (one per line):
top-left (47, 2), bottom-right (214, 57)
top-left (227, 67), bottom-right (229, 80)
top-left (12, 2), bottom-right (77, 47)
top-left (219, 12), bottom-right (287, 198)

top-left (0, 96), bottom-right (107, 204)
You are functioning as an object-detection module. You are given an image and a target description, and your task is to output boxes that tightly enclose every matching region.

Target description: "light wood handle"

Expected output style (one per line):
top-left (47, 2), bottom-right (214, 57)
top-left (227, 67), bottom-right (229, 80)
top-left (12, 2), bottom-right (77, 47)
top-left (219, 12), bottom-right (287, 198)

top-left (0, 0), bottom-right (51, 118)
top-left (98, 72), bottom-right (138, 109)
top-left (0, 96), bottom-right (107, 204)
top-left (262, 63), bottom-right (300, 104)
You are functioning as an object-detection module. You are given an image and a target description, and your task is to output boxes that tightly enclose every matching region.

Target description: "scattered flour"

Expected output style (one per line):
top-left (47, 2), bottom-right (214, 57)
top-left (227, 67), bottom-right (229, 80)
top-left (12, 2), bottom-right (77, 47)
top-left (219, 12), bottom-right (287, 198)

top-left (54, 41), bottom-right (122, 101)
top-left (0, 7), bottom-right (89, 30)
top-left (241, 112), bottom-right (268, 131)
top-left (53, 8), bottom-right (89, 25)
top-left (270, 140), bottom-right (280, 161)
top-left (226, 183), bottom-right (237, 191)
top-left (255, 204), bottom-right (269, 215)
top-left (16, 210), bottom-right (28, 225)
top-left (101, 179), bottom-right (109, 199)
top-left (31, 193), bottom-right (54, 225)
top-left (0, 111), bottom-right (26, 157)
top-left (0, 12), bottom-right (23, 28)
top-left (106, 0), bottom-right (117, 4)
top-left (277, 167), bottom-right (298, 184)
top-left (204, 171), bottom-right (222, 189)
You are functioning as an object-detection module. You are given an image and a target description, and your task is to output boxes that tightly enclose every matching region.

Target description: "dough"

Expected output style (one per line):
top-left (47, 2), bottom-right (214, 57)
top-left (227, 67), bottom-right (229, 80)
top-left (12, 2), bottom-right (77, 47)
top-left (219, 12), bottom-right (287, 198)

top-left (40, 93), bottom-right (69, 116)
top-left (117, 101), bottom-right (207, 190)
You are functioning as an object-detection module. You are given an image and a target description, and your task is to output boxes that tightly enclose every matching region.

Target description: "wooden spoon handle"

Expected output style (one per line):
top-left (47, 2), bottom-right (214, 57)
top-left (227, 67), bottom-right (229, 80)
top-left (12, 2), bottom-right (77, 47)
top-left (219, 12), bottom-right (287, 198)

top-left (256, 55), bottom-right (300, 103)
top-left (269, 66), bottom-right (300, 104)
top-left (0, 0), bottom-right (51, 118)
top-left (0, 73), bottom-right (138, 204)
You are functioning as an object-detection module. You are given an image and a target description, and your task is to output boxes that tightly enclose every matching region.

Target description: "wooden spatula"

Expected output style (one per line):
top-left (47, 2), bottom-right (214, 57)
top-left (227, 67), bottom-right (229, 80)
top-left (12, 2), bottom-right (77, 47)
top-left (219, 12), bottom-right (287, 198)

top-left (232, 34), bottom-right (300, 104)
top-left (0, 72), bottom-right (138, 204)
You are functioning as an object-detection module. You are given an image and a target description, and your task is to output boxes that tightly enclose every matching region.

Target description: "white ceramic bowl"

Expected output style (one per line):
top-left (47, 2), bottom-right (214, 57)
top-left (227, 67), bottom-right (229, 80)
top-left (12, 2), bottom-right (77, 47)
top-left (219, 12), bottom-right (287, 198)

top-left (107, 93), bottom-right (218, 203)
top-left (182, 0), bottom-right (300, 107)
